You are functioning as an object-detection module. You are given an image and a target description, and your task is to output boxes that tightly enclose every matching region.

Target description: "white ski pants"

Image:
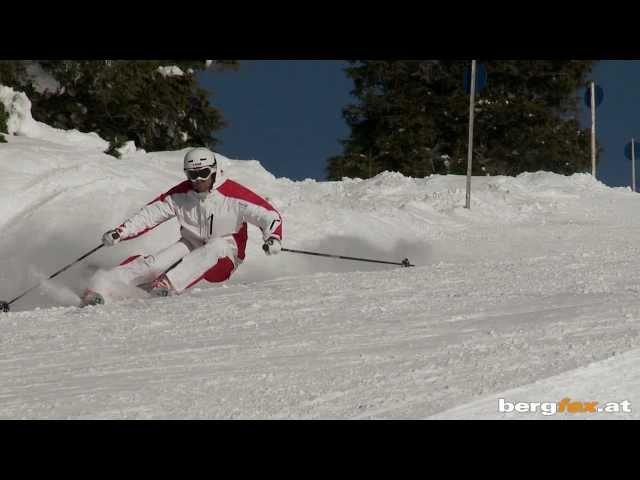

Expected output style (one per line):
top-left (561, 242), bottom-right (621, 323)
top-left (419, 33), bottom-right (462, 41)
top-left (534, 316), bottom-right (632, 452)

top-left (101, 237), bottom-right (238, 293)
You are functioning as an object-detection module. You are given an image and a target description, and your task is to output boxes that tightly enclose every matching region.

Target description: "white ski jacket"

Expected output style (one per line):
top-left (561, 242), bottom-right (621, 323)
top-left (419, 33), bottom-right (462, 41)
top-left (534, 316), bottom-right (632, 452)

top-left (116, 169), bottom-right (282, 263)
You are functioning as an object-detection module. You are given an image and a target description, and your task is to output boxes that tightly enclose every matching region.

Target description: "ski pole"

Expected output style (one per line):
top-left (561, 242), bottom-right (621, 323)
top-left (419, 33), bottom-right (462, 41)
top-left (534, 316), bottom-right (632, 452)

top-left (1, 244), bottom-right (104, 313)
top-left (279, 247), bottom-right (414, 268)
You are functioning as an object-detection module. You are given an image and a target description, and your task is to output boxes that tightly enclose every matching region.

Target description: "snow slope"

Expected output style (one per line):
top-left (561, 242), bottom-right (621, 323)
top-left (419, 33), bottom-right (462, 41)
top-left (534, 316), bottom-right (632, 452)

top-left (2, 89), bottom-right (640, 418)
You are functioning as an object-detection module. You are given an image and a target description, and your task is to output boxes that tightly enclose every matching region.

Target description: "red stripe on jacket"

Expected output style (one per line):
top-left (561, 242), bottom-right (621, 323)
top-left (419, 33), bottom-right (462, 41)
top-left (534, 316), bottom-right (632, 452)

top-left (218, 179), bottom-right (283, 241)
top-left (119, 181), bottom-right (193, 240)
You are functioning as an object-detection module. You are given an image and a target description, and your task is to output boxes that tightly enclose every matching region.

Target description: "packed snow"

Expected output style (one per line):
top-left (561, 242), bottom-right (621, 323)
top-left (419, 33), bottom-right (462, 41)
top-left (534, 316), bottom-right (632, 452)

top-left (2, 89), bottom-right (640, 419)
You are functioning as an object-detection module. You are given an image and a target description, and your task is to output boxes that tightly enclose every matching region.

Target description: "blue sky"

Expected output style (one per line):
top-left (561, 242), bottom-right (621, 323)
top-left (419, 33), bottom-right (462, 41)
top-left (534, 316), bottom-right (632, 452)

top-left (198, 61), bottom-right (352, 181)
top-left (198, 60), bottom-right (639, 188)
top-left (579, 60), bottom-right (640, 188)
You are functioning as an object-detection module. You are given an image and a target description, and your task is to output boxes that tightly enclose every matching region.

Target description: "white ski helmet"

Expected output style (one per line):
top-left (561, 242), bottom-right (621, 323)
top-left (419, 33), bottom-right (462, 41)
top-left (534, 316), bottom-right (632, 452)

top-left (184, 147), bottom-right (217, 173)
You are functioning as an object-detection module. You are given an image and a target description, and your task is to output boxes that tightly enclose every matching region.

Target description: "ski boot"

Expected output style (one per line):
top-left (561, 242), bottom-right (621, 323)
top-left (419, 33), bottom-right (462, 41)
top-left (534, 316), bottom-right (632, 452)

top-left (149, 274), bottom-right (175, 297)
top-left (80, 289), bottom-right (105, 307)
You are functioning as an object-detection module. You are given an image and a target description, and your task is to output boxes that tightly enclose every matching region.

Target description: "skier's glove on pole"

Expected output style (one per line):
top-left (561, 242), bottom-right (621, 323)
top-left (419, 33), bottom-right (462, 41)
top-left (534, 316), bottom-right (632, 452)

top-left (102, 228), bottom-right (122, 246)
top-left (262, 237), bottom-right (281, 256)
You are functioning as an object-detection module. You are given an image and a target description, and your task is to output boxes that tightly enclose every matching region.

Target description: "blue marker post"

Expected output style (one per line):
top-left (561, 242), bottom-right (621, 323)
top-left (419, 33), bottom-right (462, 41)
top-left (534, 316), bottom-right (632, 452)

top-left (624, 139), bottom-right (640, 192)
top-left (633, 138), bottom-right (636, 193)
top-left (584, 81), bottom-right (604, 179)
top-left (464, 61), bottom-right (487, 209)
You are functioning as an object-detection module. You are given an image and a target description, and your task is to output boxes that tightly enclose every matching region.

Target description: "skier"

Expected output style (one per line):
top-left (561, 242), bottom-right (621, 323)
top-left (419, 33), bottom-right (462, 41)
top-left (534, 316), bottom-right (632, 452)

top-left (81, 147), bottom-right (282, 306)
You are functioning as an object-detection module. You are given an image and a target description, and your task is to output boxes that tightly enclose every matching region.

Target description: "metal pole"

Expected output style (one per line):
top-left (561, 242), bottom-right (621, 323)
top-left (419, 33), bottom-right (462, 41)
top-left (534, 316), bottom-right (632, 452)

top-left (465, 60), bottom-right (477, 209)
top-left (591, 81), bottom-right (597, 179)
top-left (633, 138), bottom-right (636, 193)
top-left (280, 247), bottom-right (414, 267)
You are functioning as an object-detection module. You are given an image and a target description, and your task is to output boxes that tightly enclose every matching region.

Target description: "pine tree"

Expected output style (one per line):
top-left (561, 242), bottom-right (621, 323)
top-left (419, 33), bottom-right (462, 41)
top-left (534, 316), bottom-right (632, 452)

top-left (328, 60), bottom-right (595, 180)
top-left (0, 60), bottom-right (237, 155)
top-left (0, 61), bottom-right (28, 89)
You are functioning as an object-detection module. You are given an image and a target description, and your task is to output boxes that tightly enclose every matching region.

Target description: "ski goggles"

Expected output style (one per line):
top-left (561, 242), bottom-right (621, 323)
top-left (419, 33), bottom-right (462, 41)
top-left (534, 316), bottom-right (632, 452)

top-left (185, 167), bottom-right (216, 182)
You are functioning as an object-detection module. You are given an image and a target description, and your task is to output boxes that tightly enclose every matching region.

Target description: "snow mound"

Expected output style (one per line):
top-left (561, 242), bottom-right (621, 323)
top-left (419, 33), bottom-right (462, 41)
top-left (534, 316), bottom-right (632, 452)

top-left (0, 85), bottom-right (108, 150)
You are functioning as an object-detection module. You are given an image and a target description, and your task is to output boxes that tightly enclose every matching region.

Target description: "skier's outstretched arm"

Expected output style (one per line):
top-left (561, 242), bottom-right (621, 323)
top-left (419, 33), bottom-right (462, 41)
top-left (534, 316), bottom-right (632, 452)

top-left (102, 195), bottom-right (177, 246)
